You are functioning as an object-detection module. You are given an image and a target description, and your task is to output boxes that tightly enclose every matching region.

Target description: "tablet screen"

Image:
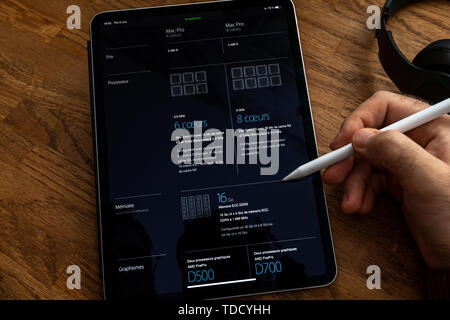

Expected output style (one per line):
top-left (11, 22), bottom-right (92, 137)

top-left (90, 0), bottom-right (336, 299)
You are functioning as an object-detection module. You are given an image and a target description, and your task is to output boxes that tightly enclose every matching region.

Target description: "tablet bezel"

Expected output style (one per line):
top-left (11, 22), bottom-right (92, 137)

top-left (89, 0), bottom-right (336, 299)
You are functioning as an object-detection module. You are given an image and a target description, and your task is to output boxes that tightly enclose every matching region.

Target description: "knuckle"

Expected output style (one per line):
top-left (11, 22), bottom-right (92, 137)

top-left (343, 119), bottom-right (360, 133)
top-left (371, 90), bottom-right (391, 100)
top-left (436, 123), bottom-right (450, 139)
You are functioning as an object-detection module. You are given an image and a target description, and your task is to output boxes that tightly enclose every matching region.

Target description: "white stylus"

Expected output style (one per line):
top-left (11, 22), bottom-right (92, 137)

top-left (282, 97), bottom-right (450, 182)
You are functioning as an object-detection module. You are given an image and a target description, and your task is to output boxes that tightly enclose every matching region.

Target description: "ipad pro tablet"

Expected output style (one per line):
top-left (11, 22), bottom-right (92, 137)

top-left (89, 0), bottom-right (336, 299)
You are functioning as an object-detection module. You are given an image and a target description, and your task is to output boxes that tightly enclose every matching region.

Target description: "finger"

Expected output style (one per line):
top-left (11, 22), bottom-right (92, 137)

top-left (331, 117), bottom-right (364, 150)
top-left (424, 123), bottom-right (450, 164)
top-left (323, 157), bottom-right (354, 185)
top-left (353, 128), bottom-right (446, 186)
top-left (331, 91), bottom-right (428, 149)
top-left (359, 173), bottom-right (382, 215)
top-left (407, 114), bottom-right (450, 148)
top-left (341, 160), bottom-right (372, 214)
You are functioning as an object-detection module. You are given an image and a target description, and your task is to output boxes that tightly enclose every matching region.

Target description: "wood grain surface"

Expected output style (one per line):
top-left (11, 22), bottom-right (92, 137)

top-left (0, 0), bottom-right (448, 300)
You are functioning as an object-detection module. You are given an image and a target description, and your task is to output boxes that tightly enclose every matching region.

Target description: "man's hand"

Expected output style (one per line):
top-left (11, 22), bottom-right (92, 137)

top-left (323, 91), bottom-right (450, 269)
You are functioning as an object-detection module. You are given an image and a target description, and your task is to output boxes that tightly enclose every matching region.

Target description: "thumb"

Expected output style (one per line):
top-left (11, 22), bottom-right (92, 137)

top-left (352, 128), bottom-right (441, 185)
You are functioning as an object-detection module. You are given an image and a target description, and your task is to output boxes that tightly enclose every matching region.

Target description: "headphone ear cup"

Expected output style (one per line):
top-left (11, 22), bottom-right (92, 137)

top-left (412, 39), bottom-right (450, 74)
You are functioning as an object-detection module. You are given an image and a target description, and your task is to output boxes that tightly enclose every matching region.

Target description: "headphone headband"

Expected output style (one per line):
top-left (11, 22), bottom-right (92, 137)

top-left (376, 0), bottom-right (450, 103)
top-left (382, 0), bottom-right (419, 19)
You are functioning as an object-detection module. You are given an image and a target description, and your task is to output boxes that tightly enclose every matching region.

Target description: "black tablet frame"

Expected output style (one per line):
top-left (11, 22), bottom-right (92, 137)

top-left (89, 0), bottom-right (336, 299)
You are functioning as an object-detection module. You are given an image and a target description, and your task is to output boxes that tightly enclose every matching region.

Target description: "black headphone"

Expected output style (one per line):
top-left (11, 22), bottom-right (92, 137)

top-left (376, 0), bottom-right (450, 104)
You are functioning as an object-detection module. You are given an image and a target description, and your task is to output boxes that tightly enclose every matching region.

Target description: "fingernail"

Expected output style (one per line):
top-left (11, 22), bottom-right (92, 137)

top-left (330, 135), bottom-right (339, 149)
top-left (353, 129), bottom-right (376, 149)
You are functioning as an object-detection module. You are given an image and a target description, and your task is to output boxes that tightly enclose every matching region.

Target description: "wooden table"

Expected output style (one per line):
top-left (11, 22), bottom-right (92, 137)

top-left (0, 0), bottom-right (448, 300)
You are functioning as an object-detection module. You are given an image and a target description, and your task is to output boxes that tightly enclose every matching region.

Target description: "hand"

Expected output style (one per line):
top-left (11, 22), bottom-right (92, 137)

top-left (323, 91), bottom-right (450, 269)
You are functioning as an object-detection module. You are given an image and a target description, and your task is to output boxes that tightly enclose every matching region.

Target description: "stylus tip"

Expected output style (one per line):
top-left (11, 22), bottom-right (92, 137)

top-left (282, 166), bottom-right (309, 182)
top-left (282, 171), bottom-right (298, 182)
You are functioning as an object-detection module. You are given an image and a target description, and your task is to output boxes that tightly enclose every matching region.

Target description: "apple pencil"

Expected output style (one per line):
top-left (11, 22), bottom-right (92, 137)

top-left (282, 97), bottom-right (450, 182)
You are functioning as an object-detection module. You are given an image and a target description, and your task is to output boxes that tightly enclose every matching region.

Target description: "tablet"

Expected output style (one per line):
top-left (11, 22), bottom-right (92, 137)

top-left (89, 0), bottom-right (336, 299)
